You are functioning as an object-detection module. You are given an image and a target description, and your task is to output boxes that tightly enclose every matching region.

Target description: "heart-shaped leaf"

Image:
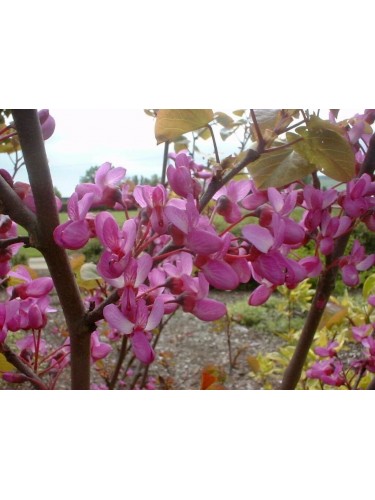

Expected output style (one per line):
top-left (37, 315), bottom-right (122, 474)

top-left (290, 116), bottom-right (355, 182)
top-left (155, 109), bottom-right (214, 144)
top-left (247, 143), bottom-right (316, 189)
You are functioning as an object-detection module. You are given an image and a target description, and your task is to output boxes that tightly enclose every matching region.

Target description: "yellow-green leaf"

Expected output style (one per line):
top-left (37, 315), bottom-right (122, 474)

top-left (77, 262), bottom-right (103, 291)
top-left (247, 355), bottom-right (260, 373)
top-left (233, 109), bottom-right (246, 117)
top-left (197, 127), bottom-right (211, 140)
top-left (363, 274), bottom-right (375, 299)
top-left (172, 135), bottom-right (190, 153)
top-left (220, 127), bottom-right (235, 141)
top-left (155, 109), bottom-right (214, 145)
top-left (318, 301), bottom-right (348, 330)
top-left (0, 139), bottom-right (21, 154)
top-left (247, 143), bottom-right (316, 189)
top-left (290, 119), bottom-right (355, 182)
top-left (0, 353), bottom-right (16, 372)
top-left (80, 262), bottom-right (101, 281)
top-left (214, 111), bottom-right (234, 128)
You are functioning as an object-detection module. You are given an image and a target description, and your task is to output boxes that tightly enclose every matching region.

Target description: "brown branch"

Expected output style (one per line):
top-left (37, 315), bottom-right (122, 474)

top-left (199, 148), bottom-right (260, 212)
top-left (0, 235), bottom-right (30, 249)
top-left (280, 234), bottom-right (350, 389)
top-left (0, 174), bottom-right (37, 234)
top-left (280, 132), bottom-right (375, 390)
top-left (0, 343), bottom-right (47, 390)
top-left (86, 289), bottom-right (120, 327)
top-left (12, 110), bottom-right (91, 390)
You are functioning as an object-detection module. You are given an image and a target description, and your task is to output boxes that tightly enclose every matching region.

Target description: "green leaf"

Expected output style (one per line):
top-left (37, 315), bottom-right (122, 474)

top-left (80, 262), bottom-right (102, 281)
top-left (247, 143), bottom-right (316, 189)
top-left (155, 109), bottom-right (214, 144)
top-left (290, 117), bottom-right (355, 182)
top-left (233, 109), bottom-right (246, 117)
top-left (0, 139), bottom-right (21, 154)
top-left (0, 353), bottom-right (16, 372)
top-left (363, 274), bottom-right (375, 299)
top-left (172, 135), bottom-right (190, 153)
top-left (220, 127), bottom-right (236, 141)
top-left (250, 109), bottom-right (281, 140)
top-left (197, 127), bottom-right (211, 140)
top-left (318, 301), bottom-right (348, 330)
top-left (214, 111), bottom-right (234, 128)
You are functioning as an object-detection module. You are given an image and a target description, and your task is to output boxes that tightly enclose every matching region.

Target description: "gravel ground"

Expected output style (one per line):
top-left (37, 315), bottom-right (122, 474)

top-left (1, 289), bottom-right (285, 390)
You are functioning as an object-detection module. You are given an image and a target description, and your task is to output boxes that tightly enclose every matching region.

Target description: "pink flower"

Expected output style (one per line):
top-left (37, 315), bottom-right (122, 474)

top-left (248, 284), bottom-right (275, 306)
top-left (352, 324), bottom-right (373, 342)
top-left (95, 212), bottom-right (137, 280)
top-left (16, 333), bottom-right (47, 354)
top-left (75, 162), bottom-right (127, 208)
top-left (38, 109), bottom-right (55, 140)
top-left (306, 359), bottom-right (345, 386)
top-left (340, 173), bottom-right (375, 218)
top-left (176, 272), bottom-right (227, 321)
top-left (165, 195), bottom-right (223, 255)
top-left (314, 341), bottom-right (339, 358)
top-left (213, 180), bottom-right (251, 223)
top-left (90, 331), bottom-right (112, 362)
top-left (167, 151), bottom-right (202, 199)
top-left (339, 240), bottom-right (375, 287)
top-left (133, 184), bottom-right (170, 234)
top-left (104, 297), bottom-right (164, 364)
top-left (318, 212), bottom-right (352, 256)
top-left (8, 266), bottom-right (54, 299)
top-left (54, 192), bottom-right (94, 249)
top-left (241, 181), bottom-right (268, 211)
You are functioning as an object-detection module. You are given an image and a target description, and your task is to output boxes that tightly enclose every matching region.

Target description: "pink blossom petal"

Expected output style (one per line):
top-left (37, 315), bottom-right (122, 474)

top-left (193, 298), bottom-right (227, 321)
top-left (252, 253), bottom-right (285, 285)
top-left (54, 220), bottom-right (90, 250)
top-left (91, 332), bottom-right (112, 362)
top-left (202, 260), bottom-right (239, 290)
top-left (230, 257), bottom-right (251, 283)
top-left (227, 180), bottom-right (251, 201)
top-left (25, 277), bottom-right (54, 297)
top-left (131, 330), bottom-right (155, 364)
top-left (94, 162), bottom-right (112, 188)
top-left (97, 251), bottom-right (129, 280)
top-left (103, 304), bottom-right (134, 335)
top-left (248, 284), bottom-right (273, 306)
top-left (187, 228), bottom-right (223, 255)
top-left (241, 192), bottom-right (268, 210)
top-left (268, 187), bottom-right (284, 212)
top-left (357, 254), bottom-right (375, 271)
top-left (242, 224), bottom-right (274, 253)
top-left (105, 167), bottom-right (126, 187)
top-left (145, 297), bottom-right (164, 331)
top-left (320, 237), bottom-right (334, 256)
top-left (299, 256), bottom-right (322, 277)
top-left (135, 254), bottom-right (153, 288)
top-left (342, 264), bottom-right (359, 286)
top-left (283, 219), bottom-right (305, 245)
top-left (122, 218), bottom-right (137, 254)
top-left (164, 205), bottom-right (189, 234)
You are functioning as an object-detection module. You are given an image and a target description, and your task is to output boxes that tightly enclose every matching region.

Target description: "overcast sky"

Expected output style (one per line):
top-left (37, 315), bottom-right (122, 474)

top-left (1, 109), bottom-right (239, 197)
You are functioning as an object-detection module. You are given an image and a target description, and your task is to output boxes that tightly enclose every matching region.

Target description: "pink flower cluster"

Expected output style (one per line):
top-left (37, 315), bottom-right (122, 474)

top-left (49, 148), bottom-right (375, 369)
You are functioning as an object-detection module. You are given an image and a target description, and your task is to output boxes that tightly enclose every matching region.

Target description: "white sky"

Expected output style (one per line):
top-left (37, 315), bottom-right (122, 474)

top-left (1, 109), bottom-right (239, 196)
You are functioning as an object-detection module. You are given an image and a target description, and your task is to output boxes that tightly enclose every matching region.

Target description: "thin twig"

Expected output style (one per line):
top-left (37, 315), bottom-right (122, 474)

top-left (0, 342), bottom-right (47, 390)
